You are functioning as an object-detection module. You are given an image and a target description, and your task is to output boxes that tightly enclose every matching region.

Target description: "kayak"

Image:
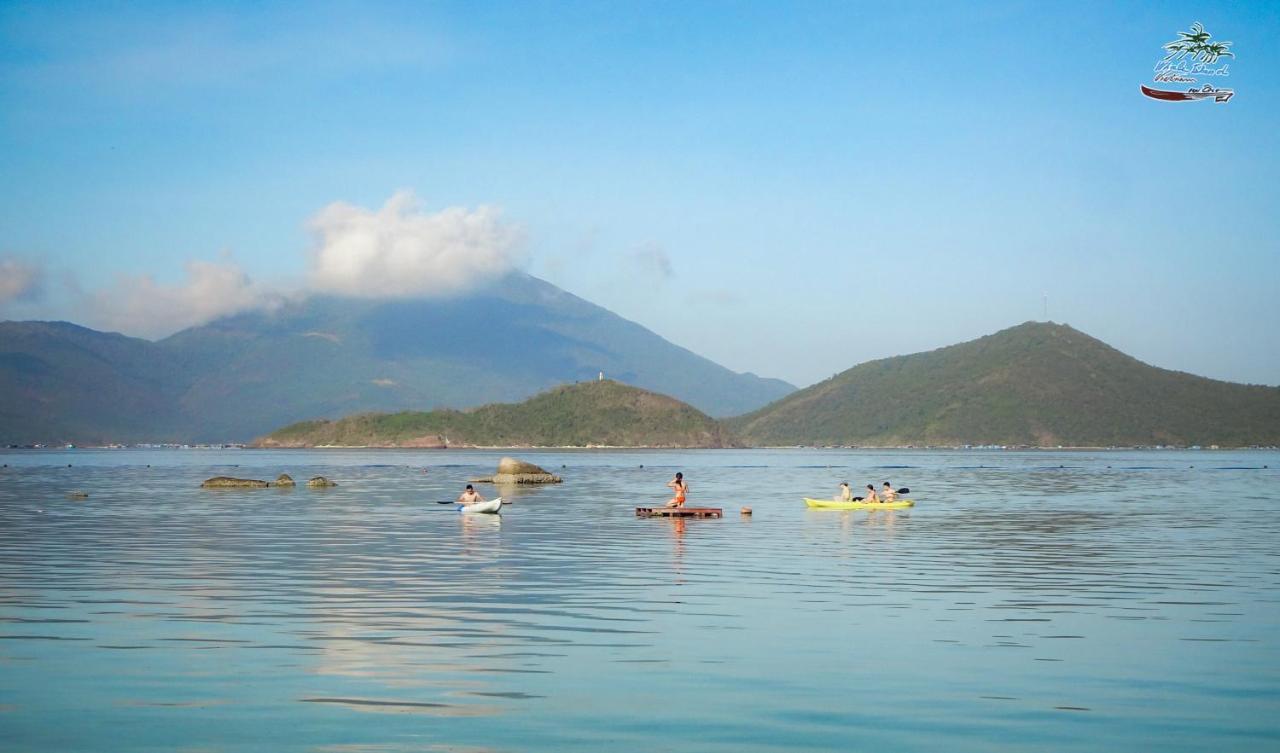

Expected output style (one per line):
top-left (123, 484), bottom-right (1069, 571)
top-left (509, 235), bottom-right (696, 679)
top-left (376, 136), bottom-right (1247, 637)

top-left (459, 497), bottom-right (503, 514)
top-left (804, 498), bottom-right (914, 510)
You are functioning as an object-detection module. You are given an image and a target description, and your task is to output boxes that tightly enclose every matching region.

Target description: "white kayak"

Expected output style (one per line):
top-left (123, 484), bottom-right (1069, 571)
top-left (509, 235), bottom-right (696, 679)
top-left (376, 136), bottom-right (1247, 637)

top-left (459, 497), bottom-right (503, 514)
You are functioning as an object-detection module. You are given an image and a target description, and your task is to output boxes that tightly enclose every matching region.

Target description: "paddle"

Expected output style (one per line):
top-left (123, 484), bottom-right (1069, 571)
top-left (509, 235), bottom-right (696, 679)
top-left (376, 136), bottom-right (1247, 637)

top-left (436, 500), bottom-right (458, 505)
top-left (850, 488), bottom-right (908, 502)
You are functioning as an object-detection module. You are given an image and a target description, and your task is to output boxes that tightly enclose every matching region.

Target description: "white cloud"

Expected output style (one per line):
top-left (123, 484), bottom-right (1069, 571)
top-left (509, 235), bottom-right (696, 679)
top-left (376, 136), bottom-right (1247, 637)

top-left (82, 258), bottom-right (276, 338)
top-left (307, 191), bottom-right (523, 298)
top-left (30, 191), bottom-right (522, 338)
top-left (0, 257), bottom-right (45, 305)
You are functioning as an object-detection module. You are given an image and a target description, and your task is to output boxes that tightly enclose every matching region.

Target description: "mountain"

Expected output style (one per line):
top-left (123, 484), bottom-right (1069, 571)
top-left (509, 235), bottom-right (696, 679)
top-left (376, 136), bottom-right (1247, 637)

top-left (255, 379), bottom-right (734, 448)
top-left (0, 322), bottom-right (191, 444)
top-left (730, 322), bottom-right (1280, 447)
top-left (0, 273), bottom-right (793, 443)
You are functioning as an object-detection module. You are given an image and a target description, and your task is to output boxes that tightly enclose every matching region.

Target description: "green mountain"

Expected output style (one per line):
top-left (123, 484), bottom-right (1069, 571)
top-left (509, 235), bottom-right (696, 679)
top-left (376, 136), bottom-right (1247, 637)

top-left (0, 273), bottom-right (793, 444)
top-left (730, 322), bottom-right (1280, 447)
top-left (254, 379), bottom-right (734, 448)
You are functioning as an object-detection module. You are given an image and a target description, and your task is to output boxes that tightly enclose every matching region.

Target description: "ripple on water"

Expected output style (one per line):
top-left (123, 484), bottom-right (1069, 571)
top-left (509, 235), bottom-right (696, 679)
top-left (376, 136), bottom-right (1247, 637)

top-left (0, 447), bottom-right (1278, 752)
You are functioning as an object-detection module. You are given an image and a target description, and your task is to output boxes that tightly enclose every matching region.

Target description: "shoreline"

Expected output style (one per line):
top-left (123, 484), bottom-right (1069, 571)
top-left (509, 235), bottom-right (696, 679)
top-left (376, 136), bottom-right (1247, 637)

top-left (6, 443), bottom-right (1277, 452)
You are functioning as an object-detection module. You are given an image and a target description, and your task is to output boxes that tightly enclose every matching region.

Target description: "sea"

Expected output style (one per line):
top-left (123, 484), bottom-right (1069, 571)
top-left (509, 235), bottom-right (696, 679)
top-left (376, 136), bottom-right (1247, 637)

top-left (1, 447), bottom-right (1277, 752)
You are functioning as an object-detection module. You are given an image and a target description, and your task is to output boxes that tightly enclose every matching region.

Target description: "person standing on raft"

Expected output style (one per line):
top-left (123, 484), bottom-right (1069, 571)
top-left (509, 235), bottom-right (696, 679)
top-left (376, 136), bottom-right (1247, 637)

top-left (665, 472), bottom-right (688, 508)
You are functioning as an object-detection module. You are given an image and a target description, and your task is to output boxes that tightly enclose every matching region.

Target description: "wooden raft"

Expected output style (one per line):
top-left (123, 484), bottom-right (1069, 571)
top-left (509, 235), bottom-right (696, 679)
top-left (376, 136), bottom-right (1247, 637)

top-left (635, 506), bottom-right (723, 519)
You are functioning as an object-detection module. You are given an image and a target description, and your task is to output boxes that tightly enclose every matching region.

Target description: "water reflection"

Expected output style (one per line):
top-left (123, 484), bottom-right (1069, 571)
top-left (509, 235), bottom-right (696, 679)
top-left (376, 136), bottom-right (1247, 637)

top-left (666, 517), bottom-right (686, 579)
top-left (0, 448), bottom-right (1276, 752)
top-left (460, 510), bottom-right (503, 539)
top-left (486, 483), bottom-right (547, 503)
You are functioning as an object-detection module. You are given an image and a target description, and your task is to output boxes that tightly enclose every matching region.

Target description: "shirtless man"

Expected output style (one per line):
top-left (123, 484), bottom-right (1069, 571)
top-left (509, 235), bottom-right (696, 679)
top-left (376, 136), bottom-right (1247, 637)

top-left (881, 482), bottom-right (896, 502)
top-left (665, 472), bottom-right (688, 508)
top-left (457, 484), bottom-right (485, 504)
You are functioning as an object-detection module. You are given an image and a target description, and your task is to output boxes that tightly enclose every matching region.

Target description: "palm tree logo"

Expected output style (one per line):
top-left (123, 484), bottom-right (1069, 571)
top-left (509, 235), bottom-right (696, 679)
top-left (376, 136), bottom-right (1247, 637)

top-left (1162, 22), bottom-right (1234, 64)
top-left (1142, 21), bottom-right (1235, 102)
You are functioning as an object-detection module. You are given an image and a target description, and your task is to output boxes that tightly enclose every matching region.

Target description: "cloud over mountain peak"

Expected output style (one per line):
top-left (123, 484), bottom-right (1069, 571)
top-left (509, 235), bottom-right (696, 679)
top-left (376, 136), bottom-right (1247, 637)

top-left (306, 191), bottom-right (523, 298)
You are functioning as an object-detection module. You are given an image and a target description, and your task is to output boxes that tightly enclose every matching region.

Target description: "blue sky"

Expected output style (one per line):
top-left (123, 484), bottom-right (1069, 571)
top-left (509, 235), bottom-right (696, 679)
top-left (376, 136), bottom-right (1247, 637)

top-left (1, 1), bottom-right (1277, 388)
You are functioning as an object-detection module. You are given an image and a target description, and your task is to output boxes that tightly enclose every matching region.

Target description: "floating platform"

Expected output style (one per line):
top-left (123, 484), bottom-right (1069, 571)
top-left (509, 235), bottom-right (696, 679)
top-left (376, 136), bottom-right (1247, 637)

top-left (635, 506), bottom-right (723, 519)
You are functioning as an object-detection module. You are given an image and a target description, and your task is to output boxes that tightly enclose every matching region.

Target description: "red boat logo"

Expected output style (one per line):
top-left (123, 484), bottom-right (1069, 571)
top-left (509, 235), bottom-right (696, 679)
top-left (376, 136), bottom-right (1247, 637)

top-left (1141, 84), bottom-right (1234, 103)
top-left (1142, 22), bottom-right (1235, 104)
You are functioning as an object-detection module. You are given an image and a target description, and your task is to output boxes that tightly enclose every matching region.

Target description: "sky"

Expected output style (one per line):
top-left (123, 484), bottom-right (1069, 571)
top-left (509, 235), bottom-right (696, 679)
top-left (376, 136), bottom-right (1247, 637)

top-left (1, 0), bottom-right (1277, 388)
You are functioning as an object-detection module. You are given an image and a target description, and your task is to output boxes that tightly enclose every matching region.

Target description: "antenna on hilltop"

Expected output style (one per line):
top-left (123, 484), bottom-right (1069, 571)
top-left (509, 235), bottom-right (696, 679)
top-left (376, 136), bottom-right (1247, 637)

top-left (1042, 292), bottom-right (1048, 322)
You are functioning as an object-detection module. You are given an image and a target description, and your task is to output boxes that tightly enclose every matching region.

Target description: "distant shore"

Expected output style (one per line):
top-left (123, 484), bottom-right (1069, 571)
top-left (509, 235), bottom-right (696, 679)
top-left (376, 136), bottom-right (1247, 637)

top-left (5, 443), bottom-right (1277, 452)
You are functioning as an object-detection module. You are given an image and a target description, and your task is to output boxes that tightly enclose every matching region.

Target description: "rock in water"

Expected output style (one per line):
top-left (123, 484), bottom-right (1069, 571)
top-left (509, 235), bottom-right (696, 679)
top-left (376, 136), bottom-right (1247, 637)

top-left (496, 457), bottom-right (545, 474)
top-left (307, 476), bottom-right (338, 488)
top-left (487, 456), bottom-right (562, 484)
top-left (272, 473), bottom-right (296, 487)
top-left (201, 476), bottom-right (269, 488)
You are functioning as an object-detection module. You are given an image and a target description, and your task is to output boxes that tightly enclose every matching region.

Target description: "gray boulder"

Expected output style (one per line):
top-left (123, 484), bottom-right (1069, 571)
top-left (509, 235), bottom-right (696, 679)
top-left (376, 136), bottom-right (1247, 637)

top-left (475, 456), bottom-right (562, 485)
top-left (307, 476), bottom-right (338, 488)
top-left (201, 476), bottom-right (269, 488)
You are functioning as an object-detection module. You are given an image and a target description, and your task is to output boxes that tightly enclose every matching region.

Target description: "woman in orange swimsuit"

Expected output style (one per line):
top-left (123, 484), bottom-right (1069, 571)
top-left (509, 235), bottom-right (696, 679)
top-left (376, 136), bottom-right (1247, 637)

top-left (665, 472), bottom-right (688, 508)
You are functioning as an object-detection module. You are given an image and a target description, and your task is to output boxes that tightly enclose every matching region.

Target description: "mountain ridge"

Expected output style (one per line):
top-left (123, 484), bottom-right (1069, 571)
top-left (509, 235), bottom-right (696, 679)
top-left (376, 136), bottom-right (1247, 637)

top-left (730, 321), bottom-right (1280, 447)
top-left (0, 273), bottom-right (793, 443)
top-left (6, 315), bottom-right (1278, 448)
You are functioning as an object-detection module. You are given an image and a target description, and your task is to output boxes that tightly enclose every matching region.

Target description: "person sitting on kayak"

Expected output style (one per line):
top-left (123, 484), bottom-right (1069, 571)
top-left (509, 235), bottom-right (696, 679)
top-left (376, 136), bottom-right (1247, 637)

top-left (837, 482), bottom-right (852, 502)
top-left (881, 482), bottom-right (896, 502)
top-left (864, 484), bottom-right (880, 503)
top-left (457, 484), bottom-right (486, 504)
top-left (665, 472), bottom-right (688, 508)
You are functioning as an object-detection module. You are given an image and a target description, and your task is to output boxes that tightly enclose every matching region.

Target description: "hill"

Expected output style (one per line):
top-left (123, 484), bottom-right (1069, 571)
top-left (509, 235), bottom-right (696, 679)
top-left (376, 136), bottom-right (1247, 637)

top-left (0, 322), bottom-right (192, 444)
top-left (0, 272), bottom-right (793, 444)
top-left (253, 379), bottom-right (735, 448)
top-left (730, 322), bottom-right (1280, 447)
top-left (157, 273), bottom-right (792, 440)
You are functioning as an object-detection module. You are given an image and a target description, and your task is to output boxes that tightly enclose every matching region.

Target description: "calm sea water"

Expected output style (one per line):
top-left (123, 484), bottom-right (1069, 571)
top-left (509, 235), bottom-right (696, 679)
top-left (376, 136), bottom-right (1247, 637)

top-left (1, 448), bottom-right (1277, 752)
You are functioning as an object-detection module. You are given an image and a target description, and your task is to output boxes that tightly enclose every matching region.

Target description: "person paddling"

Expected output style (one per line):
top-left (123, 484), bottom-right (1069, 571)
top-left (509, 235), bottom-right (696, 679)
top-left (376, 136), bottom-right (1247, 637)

top-left (881, 482), bottom-right (897, 502)
top-left (665, 472), bottom-right (688, 508)
top-left (457, 484), bottom-right (485, 504)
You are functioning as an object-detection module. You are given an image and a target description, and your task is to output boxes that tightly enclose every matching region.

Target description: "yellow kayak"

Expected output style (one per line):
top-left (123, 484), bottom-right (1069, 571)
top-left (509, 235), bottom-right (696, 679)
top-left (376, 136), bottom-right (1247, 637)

top-left (804, 498), bottom-right (914, 510)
